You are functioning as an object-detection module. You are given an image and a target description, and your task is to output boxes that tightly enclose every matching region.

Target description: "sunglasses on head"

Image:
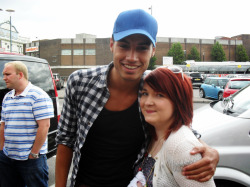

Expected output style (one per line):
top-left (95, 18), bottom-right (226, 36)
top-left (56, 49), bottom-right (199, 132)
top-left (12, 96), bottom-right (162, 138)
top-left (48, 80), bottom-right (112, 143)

top-left (166, 66), bottom-right (184, 80)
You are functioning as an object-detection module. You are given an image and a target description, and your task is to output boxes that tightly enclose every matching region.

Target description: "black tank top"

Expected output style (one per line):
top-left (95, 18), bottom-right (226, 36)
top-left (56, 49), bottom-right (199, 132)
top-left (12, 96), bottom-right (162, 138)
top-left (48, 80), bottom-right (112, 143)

top-left (76, 100), bottom-right (145, 187)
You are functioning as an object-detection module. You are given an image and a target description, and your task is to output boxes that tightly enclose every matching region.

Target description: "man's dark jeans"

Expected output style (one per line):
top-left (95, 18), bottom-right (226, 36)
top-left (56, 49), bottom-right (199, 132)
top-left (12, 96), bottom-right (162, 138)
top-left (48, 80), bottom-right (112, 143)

top-left (0, 150), bottom-right (49, 187)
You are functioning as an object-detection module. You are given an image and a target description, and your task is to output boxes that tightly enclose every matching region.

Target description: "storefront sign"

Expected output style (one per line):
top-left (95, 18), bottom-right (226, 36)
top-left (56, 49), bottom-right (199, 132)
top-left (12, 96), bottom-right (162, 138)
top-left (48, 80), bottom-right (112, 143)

top-left (26, 46), bottom-right (39, 52)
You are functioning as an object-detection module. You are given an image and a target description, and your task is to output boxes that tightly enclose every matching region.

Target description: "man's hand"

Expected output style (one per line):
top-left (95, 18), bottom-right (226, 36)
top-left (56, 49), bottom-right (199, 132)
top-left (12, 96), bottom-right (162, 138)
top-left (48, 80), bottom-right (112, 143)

top-left (182, 141), bottom-right (219, 182)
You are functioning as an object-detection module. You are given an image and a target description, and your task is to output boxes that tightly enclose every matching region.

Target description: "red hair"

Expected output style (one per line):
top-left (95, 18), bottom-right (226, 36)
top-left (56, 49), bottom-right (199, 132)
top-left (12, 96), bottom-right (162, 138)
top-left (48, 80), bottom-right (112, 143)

top-left (144, 67), bottom-right (193, 137)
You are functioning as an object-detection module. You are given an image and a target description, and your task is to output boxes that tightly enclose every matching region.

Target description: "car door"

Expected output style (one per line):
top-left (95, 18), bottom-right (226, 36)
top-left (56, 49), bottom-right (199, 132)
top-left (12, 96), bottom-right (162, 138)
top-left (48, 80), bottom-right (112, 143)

top-left (201, 78), bottom-right (211, 97)
top-left (213, 79), bottom-right (224, 99)
top-left (208, 79), bottom-right (219, 99)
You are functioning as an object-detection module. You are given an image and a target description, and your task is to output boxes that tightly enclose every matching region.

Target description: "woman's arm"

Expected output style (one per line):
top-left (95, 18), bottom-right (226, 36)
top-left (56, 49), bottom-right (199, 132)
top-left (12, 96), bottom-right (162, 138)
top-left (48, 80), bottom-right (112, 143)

top-left (182, 139), bottom-right (219, 182)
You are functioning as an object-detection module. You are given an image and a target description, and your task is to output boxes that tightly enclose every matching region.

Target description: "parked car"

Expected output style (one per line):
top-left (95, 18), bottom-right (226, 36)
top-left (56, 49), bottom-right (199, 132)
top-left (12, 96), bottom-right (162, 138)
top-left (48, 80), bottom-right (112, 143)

top-left (0, 53), bottom-right (60, 158)
top-left (225, 74), bottom-right (242, 78)
top-left (184, 72), bottom-right (203, 87)
top-left (192, 84), bottom-right (250, 186)
top-left (199, 77), bottom-right (229, 100)
top-left (223, 78), bottom-right (250, 98)
top-left (53, 73), bottom-right (64, 90)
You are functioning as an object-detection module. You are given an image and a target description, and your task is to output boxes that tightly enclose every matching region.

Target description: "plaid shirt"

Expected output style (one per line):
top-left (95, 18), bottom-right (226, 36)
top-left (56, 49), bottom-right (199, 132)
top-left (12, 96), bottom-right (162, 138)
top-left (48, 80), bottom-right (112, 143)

top-left (55, 62), bottom-right (149, 187)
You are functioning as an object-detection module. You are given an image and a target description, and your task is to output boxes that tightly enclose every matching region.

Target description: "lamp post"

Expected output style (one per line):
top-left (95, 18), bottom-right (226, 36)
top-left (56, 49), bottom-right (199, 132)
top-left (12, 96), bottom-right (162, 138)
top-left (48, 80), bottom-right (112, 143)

top-left (203, 51), bottom-right (205, 61)
top-left (148, 5), bottom-right (152, 15)
top-left (183, 50), bottom-right (186, 61)
top-left (235, 38), bottom-right (237, 62)
top-left (0, 9), bottom-right (3, 49)
top-left (6, 9), bottom-right (15, 53)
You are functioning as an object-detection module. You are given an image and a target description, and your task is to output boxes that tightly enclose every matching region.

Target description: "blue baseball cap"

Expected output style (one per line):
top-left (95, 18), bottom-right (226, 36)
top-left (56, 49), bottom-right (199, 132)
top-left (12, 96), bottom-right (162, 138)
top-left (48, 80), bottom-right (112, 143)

top-left (113, 9), bottom-right (158, 47)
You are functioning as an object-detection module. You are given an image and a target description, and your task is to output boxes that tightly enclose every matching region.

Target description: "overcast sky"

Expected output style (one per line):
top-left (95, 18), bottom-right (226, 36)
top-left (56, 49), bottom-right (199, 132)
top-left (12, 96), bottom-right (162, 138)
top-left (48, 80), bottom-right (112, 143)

top-left (1, 0), bottom-right (249, 42)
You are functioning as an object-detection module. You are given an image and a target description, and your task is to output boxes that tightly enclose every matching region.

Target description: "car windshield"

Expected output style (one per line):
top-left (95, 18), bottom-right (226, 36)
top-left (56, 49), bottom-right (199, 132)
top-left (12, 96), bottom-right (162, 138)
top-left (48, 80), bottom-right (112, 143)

top-left (0, 60), bottom-right (54, 94)
top-left (190, 73), bottom-right (201, 77)
top-left (218, 79), bottom-right (229, 86)
top-left (229, 80), bottom-right (250, 89)
top-left (213, 85), bottom-right (250, 117)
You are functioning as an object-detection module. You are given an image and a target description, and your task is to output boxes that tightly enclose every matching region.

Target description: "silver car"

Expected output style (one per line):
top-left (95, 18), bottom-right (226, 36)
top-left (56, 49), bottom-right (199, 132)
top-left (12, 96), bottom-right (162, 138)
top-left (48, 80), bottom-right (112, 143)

top-left (192, 84), bottom-right (250, 187)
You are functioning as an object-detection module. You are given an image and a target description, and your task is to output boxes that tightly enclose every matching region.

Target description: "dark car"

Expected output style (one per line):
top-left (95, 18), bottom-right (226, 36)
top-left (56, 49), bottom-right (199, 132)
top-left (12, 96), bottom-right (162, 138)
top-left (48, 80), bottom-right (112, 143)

top-left (0, 53), bottom-right (59, 158)
top-left (199, 77), bottom-right (229, 100)
top-left (184, 72), bottom-right (203, 87)
top-left (53, 73), bottom-right (64, 90)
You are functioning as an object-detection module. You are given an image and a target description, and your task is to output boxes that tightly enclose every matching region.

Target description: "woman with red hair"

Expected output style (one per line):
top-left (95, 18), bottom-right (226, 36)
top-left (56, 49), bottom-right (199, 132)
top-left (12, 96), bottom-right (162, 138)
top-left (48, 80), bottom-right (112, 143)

top-left (128, 67), bottom-right (215, 187)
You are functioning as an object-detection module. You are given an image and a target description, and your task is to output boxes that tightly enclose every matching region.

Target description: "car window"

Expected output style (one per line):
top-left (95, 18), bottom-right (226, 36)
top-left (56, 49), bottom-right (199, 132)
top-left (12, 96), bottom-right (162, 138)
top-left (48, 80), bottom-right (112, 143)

top-left (229, 85), bottom-right (250, 114)
top-left (210, 79), bottom-right (218, 86)
top-left (230, 80), bottom-right (250, 89)
top-left (0, 60), bottom-right (55, 96)
top-left (218, 79), bottom-right (228, 87)
top-left (190, 73), bottom-right (201, 77)
top-left (215, 85), bottom-right (250, 117)
top-left (204, 78), bottom-right (210, 84)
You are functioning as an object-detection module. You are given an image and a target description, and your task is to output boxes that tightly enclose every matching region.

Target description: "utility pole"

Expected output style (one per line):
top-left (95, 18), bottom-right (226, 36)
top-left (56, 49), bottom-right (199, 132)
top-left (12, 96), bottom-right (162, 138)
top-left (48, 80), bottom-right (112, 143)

top-left (149, 5), bottom-right (152, 15)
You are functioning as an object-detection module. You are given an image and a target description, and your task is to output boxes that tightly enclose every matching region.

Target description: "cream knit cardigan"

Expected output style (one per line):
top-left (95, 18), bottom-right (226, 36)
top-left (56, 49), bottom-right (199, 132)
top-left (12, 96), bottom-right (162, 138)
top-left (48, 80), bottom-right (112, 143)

top-left (152, 125), bottom-right (216, 187)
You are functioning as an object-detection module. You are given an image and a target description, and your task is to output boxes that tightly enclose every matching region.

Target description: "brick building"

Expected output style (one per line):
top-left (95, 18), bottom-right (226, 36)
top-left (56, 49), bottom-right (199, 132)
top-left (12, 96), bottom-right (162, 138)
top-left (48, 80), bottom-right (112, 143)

top-left (24, 33), bottom-right (250, 77)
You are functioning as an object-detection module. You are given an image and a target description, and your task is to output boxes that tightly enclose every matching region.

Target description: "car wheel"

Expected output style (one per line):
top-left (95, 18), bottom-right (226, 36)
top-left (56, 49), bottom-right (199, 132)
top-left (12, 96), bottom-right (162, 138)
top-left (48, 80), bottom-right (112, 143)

top-left (218, 92), bottom-right (223, 100)
top-left (199, 89), bottom-right (205, 98)
top-left (215, 179), bottom-right (246, 187)
top-left (57, 83), bottom-right (61, 90)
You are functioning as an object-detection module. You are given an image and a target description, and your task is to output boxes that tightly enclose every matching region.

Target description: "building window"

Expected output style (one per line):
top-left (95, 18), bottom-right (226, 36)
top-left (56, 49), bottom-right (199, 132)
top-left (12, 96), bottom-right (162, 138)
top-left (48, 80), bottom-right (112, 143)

top-left (61, 49), bottom-right (71, 55)
top-left (73, 49), bottom-right (84, 55)
top-left (85, 49), bottom-right (96, 55)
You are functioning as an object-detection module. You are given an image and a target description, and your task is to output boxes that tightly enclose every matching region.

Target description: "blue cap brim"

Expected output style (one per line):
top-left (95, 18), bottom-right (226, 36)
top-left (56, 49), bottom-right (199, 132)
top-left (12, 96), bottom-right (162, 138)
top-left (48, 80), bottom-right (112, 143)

top-left (113, 29), bottom-right (156, 47)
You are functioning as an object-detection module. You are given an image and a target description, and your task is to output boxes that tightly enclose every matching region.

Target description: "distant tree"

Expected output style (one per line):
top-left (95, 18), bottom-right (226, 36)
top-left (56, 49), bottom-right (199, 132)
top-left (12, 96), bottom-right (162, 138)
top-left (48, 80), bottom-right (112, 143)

top-left (187, 46), bottom-right (200, 61)
top-left (167, 43), bottom-right (184, 64)
top-left (236, 44), bottom-right (249, 62)
top-left (211, 41), bottom-right (227, 61)
top-left (148, 56), bottom-right (157, 70)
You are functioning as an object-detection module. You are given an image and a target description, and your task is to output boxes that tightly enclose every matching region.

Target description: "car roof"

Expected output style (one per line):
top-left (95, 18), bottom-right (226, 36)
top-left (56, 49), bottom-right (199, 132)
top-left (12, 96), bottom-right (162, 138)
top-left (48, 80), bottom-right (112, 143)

top-left (229, 77), bottom-right (250, 81)
top-left (206, 77), bottom-right (229, 80)
top-left (184, 72), bottom-right (200, 74)
top-left (0, 54), bottom-right (48, 64)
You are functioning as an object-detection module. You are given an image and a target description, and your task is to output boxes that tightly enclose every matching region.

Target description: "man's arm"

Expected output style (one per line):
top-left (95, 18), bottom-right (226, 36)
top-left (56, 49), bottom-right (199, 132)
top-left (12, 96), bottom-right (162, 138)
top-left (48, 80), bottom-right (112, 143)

top-left (29, 118), bottom-right (50, 158)
top-left (0, 122), bottom-right (5, 150)
top-left (182, 139), bottom-right (219, 182)
top-left (55, 144), bottom-right (73, 187)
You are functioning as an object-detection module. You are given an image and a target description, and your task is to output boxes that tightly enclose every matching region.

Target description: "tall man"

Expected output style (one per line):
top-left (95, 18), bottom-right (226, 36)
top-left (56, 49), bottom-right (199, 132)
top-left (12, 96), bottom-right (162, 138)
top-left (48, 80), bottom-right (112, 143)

top-left (0, 61), bottom-right (54, 187)
top-left (56, 9), bottom-right (219, 187)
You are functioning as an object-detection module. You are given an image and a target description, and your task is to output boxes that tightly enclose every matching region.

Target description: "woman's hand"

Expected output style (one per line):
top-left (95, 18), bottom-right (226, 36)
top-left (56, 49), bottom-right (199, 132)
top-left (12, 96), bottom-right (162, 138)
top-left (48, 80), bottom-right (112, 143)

top-left (137, 181), bottom-right (143, 187)
top-left (127, 171), bottom-right (146, 187)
